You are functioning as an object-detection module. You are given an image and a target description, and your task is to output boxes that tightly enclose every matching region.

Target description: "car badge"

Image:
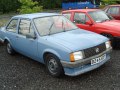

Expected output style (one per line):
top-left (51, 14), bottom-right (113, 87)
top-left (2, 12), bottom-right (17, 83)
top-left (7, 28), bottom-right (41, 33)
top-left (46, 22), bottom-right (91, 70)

top-left (95, 48), bottom-right (99, 53)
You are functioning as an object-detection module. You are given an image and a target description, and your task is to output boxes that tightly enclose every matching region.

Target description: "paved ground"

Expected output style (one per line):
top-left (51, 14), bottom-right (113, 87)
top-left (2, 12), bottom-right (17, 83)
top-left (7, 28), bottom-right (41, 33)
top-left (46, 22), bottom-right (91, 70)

top-left (0, 43), bottom-right (120, 90)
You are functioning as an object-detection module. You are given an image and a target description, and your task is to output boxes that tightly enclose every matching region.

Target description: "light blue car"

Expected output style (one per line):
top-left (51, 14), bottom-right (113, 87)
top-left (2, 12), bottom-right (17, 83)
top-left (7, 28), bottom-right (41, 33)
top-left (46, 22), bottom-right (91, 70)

top-left (0, 13), bottom-right (112, 77)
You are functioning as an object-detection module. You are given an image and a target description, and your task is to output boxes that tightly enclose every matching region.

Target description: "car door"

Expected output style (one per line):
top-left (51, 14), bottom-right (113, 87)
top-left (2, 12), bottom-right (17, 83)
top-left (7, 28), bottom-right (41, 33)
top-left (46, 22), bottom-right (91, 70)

top-left (107, 6), bottom-right (120, 20)
top-left (5, 19), bottom-right (19, 50)
top-left (73, 12), bottom-right (94, 31)
top-left (16, 18), bottom-right (38, 59)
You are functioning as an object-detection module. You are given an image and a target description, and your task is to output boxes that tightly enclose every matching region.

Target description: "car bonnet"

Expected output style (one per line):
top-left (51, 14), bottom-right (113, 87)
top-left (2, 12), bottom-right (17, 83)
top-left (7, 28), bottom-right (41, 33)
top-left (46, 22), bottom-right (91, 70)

top-left (44, 29), bottom-right (108, 52)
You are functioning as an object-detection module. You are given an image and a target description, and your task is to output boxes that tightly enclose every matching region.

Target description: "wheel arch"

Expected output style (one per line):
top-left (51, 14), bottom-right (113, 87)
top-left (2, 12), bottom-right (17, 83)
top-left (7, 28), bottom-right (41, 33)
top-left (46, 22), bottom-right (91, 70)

top-left (4, 37), bottom-right (11, 44)
top-left (43, 50), bottom-right (61, 63)
top-left (100, 32), bottom-right (114, 40)
top-left (100, 32), bottom-right (113, 36)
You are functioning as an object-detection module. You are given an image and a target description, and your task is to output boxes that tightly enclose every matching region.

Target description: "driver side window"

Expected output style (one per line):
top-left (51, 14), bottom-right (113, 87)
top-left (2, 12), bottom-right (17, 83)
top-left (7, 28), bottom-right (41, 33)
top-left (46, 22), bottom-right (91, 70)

top-left (63, 13), bottom-right (71, 20)
top-left (6, 19), bottom-right (18, 33)
top-left (74, 13), bottom-right (89, 24)
top-left (19, 19), bottom-right (34, 36)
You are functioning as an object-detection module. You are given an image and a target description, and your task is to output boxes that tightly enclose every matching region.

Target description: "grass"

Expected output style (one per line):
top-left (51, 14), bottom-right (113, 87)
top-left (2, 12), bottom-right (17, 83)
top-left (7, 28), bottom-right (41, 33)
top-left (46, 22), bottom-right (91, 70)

top-left (0, 18), bottom-right (9, 27)
top-left (0, 13), bottom-right (17, 27)
top-left (0, 10), bottom-right (61, 27)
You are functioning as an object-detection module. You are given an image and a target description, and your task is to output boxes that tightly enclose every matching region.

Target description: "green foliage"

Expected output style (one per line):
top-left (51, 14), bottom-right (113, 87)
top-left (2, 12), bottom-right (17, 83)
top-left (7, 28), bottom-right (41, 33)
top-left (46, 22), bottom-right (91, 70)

top-left (101, 0), bottom-right (118, 5)
top-left (99, 5), bottom-right (106, 9)
top-left (0, 0), bottom-right (62, 14)
top-left (18, 0), bottom-right (43, 14)
top-left (34, 0), bottom-right (62, 9)
top-left (0, 0), bottom-right (20, 13)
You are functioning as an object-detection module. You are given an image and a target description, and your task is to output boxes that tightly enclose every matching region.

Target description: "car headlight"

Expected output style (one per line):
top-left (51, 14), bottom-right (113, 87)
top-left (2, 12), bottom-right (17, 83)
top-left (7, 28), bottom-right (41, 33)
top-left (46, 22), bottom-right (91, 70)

top-left (105, 41), bottom-right (111, 49)
top-left (70, 51), bottom-right (84, 62)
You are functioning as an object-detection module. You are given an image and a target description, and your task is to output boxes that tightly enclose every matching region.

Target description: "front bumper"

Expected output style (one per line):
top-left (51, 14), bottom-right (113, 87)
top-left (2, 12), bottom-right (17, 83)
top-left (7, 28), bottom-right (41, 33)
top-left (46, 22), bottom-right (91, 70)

top-left (61, 47), bottom-right (112, 76)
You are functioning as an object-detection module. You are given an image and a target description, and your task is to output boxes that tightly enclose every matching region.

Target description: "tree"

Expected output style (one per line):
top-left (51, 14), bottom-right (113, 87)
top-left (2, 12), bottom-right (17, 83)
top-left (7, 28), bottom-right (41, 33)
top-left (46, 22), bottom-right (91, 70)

top-left (0, 0), bottom-right (20, 13)
top-left (18, 0), bottom-right (43, 14)
top-left (34, 0), bottom-right (61, 9)
top-left (101, 0), bottom-right (118, 5)
top-left (0, 0), bottom-right (62, 14)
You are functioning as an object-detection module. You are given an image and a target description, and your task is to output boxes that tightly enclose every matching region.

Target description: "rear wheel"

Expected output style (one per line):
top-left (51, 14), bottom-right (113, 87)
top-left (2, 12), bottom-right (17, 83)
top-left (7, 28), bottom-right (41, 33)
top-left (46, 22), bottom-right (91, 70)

top-left (44, 54), bottom-right (64, 77)
top-left (6, 41), bottom-right (15, 55)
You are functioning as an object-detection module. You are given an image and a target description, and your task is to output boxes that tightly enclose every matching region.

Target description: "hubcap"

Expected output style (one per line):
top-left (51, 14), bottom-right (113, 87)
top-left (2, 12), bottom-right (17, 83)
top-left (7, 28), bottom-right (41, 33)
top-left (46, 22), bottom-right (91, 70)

top-left (48, 58), bottom-right (58, 74)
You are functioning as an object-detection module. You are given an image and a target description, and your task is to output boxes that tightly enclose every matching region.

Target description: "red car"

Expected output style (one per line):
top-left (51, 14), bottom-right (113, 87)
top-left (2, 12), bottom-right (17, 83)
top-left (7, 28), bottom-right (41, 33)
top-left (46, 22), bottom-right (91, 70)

top-left (62, 9), bottom-right (120, 47)
top-left (103, 5), bottom-right (120, 20)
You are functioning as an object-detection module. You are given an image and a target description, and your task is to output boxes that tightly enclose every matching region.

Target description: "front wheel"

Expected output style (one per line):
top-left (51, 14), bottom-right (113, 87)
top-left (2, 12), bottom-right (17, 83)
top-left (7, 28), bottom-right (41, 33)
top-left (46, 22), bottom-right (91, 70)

top-left (45, 54), bottom-right (64, 77)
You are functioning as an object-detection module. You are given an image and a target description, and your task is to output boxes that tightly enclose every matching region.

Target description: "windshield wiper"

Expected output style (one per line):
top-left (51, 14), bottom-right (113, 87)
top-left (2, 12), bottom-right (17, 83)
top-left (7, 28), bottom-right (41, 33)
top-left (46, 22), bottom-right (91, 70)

top-left (62, 19), bottom-right (66, 32)
top-left (48, 16), bottom-right (61, 35)
top-left (48, 21), bottom-right (54, 35)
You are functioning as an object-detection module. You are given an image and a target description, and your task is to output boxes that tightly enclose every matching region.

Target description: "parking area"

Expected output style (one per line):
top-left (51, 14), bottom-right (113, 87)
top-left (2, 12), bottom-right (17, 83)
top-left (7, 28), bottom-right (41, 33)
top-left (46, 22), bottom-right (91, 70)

top-left (0, 44), bottom-right (120, 90)
top-left (0, 13), bottom-right (120, 90)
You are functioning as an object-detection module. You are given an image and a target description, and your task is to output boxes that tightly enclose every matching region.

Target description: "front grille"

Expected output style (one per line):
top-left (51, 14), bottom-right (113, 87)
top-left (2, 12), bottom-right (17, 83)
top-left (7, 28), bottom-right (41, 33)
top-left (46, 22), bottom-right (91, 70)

top-left (84, 43), bottom-right (106, 59)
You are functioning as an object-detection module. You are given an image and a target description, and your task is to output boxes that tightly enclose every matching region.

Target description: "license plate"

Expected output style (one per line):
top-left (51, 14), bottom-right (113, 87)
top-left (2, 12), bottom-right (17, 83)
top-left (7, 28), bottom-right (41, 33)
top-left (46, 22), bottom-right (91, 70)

top-left (91, 54), bottom-right (106, 65)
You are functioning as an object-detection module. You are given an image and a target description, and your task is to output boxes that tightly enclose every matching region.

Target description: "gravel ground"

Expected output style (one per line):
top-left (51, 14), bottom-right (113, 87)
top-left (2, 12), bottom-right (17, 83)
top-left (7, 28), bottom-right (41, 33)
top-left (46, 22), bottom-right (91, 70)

top-left (0, 13), bottom-right (120, 90)
top-left (0, 43), bottom-right (120, 90)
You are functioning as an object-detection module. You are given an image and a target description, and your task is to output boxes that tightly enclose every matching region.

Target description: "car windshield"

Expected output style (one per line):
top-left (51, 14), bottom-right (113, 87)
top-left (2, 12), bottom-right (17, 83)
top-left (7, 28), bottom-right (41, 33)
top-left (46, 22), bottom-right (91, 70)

top-left (88, 10), bottom-right (112, 23)
top-left (33, 15), bottom-right (77, 36)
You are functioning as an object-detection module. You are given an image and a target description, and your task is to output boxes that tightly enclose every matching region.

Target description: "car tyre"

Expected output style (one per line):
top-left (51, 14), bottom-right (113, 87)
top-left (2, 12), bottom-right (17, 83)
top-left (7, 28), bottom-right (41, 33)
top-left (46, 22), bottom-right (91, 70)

top-left (45, 54), bottom-right (64, 77)
top-left (6, 42), bottom-right (15, 55)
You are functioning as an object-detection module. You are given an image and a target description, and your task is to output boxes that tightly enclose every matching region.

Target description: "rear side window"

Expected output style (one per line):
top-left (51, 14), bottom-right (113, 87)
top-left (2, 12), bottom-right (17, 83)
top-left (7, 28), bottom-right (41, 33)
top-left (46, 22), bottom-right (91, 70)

top-left (107, 7), bottom-right (119, 15)
top-left (6, 19), bottom-right (18, 33)
top-left (63, 13), bottom-right (71, 20)
top-left (74, 13), bottom-right (89, 24)
top-left (19, 19), bottom-right (34, 36)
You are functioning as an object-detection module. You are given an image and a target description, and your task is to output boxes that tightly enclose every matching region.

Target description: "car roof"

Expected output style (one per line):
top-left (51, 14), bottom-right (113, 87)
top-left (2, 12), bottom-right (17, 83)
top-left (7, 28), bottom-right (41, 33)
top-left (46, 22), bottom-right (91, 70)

top-left (62, 9), bottom-right (99, 13)
top-left (13, 13), bottom-right (60, 19)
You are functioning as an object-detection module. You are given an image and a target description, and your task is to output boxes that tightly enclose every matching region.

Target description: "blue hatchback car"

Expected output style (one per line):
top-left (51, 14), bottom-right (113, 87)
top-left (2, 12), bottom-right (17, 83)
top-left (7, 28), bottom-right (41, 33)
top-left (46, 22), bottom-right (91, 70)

top-left (0, 13), bottom-right (112, 77)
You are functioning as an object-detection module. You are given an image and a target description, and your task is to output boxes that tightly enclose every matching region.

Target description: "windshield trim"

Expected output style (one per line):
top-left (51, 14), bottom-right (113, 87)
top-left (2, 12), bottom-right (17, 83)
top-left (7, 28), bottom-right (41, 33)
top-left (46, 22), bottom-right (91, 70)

top-left (33, 15), bottom-right (62, 37)
top-left (88, 10), bottom-right (111, 23)
top-left (33, 15), bottom-right (77, 36)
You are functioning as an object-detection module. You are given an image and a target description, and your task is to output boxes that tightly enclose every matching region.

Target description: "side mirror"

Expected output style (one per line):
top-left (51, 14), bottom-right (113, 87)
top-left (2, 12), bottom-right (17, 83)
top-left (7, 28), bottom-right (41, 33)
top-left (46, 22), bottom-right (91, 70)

top-left (26, 33), bottom-right (36, 39)
top-left (85, 21), bottom-right (93, 25)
